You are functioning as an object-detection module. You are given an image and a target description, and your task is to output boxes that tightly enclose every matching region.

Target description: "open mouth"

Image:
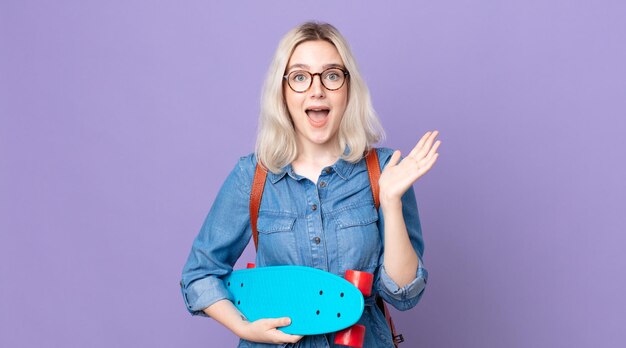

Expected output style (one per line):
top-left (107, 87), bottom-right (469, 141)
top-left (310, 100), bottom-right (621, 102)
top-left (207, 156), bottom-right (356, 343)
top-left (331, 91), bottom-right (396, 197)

top-left (305, 107), bottom-right (330, 124)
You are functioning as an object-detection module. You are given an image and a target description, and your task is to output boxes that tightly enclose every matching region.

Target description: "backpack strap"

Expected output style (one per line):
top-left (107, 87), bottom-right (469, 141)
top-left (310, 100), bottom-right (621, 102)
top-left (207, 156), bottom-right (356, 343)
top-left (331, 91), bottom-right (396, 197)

top-left (250, 162), bottom-right (267, 251)
top-left (377, 295), bottom-right (404, 346)
top-left (365, 149), bottom-right (381, 209)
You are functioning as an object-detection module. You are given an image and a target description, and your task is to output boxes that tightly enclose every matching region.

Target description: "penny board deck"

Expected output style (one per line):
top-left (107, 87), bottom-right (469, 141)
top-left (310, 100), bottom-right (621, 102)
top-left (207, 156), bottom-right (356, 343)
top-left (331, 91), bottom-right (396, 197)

top-left (223, 265), bottom-right (365, 335)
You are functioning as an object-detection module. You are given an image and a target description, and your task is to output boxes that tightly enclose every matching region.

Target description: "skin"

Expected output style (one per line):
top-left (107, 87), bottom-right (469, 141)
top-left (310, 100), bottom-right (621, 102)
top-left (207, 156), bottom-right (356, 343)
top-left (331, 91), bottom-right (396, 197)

top-left (203, 40), bottom-right (441, 345)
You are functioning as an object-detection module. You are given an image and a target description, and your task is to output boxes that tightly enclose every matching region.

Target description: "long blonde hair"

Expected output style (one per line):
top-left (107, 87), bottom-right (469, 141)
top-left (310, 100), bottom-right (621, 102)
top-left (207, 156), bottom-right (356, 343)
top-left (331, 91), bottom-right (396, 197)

top-left (255, 22), bottom-right (385, 173)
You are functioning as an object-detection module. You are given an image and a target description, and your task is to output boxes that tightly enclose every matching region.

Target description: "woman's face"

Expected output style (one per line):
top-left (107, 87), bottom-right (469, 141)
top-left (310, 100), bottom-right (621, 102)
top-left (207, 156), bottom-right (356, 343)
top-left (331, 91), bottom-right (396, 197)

top-left (283, 40), bottom-right (348, 151)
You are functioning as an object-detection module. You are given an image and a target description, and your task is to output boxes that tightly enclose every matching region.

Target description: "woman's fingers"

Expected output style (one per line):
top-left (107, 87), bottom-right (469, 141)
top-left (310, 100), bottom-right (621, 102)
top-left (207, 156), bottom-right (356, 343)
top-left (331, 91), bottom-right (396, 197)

top-left (416, 130), bottom-right (439, 159)
top-left (408, 135), bottom-right (440, 181)
top-left (272, 331), bottom-right (303, 344)
top-left (267, 317), bottom-right (302, 344)
top-left (425, 140), bottom-right (441, 161)
top-left (408, 131), bottom-right (432, 158)
top-left (258, 317), bottom-right (291, 329)
top-left (257, 317), bottom-right (303, 344)
top-left (409, 130), bottom-right (439, 160)
top-left (418, 153), bottom-right (439, 176)
top-left (417, 131), bottom-right (432, 149)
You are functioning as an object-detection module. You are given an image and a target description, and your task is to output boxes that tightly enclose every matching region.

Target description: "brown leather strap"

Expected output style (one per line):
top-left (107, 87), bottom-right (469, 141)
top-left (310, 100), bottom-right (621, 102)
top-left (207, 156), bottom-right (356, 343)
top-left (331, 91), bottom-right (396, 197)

top-left (250, 162), bottom-right (267, 251)
top-left (377, 296), bottom-right (404, 346)
top-left (365, 149), bottom-right (381, 209)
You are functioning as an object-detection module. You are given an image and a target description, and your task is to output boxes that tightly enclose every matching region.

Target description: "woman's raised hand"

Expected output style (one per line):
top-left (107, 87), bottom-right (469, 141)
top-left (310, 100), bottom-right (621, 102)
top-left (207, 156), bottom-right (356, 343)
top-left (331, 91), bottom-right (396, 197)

top-left (378, 130), bottom-right (441, 205)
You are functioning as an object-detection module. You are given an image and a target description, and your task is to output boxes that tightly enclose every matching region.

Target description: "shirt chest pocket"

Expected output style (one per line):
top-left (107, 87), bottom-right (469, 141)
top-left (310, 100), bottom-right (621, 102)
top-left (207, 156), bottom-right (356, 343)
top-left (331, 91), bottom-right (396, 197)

top-left (333, 204), bottom-right (381, 273)
top-left (256, 212), bottom-right (300, 265)
top-left (257, 213), bottom-right (297, 234)
top-left (335, 204), bottom-right (379, 229)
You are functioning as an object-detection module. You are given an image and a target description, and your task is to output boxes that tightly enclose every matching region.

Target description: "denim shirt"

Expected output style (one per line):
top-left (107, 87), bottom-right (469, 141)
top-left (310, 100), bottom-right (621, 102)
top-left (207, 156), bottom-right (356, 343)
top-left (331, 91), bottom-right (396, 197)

top-left (180, 147), bottom-right (428, 348)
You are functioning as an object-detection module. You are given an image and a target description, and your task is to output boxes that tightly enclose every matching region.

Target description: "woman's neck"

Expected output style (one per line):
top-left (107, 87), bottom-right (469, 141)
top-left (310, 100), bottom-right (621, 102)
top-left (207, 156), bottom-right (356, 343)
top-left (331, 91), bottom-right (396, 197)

top-left (292, 138), bottom-right (342, 183)
top-left (294, 137), bottom-right (341, 165)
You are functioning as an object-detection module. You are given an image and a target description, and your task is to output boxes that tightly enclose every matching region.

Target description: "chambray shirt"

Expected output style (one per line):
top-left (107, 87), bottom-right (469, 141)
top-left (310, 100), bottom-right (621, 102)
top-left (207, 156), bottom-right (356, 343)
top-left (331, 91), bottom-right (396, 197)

top-left (181, 147), bottom-right (428, 348)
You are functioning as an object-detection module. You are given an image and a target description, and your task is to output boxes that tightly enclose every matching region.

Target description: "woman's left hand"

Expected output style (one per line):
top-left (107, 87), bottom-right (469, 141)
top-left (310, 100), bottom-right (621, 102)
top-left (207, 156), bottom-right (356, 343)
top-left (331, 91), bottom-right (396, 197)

top-left (379, 130), bottom-right (441, 205)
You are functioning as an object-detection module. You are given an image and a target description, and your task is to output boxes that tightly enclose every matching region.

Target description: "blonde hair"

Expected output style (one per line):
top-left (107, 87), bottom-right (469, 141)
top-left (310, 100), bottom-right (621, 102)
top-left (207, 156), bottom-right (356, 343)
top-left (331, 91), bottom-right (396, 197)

top-left (255, 21), bottom-right (385, 173)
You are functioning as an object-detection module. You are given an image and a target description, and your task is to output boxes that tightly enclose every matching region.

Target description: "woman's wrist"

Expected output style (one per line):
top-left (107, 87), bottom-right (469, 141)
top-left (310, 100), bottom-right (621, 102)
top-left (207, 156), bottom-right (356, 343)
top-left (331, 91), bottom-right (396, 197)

top-left (380, 192), bottom-right (403, 210)
top-left (232, 315), bottom-right (251, 339)
top-left (203, 300), bottom-right (252, 340)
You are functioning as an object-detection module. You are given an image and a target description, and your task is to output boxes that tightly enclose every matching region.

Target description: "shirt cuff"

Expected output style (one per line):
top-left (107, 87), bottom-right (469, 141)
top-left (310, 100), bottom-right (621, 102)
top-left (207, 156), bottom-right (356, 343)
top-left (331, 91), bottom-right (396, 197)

top-left (180, 276), bottom-right (232, 317)
top-left (378, 259), bottom-right (428, 310)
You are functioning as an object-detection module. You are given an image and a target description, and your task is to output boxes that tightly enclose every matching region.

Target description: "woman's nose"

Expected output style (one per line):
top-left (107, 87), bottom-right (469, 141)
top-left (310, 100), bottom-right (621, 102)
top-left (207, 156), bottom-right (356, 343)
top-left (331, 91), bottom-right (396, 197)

top-left (309, 75), bottom-right (325, 98)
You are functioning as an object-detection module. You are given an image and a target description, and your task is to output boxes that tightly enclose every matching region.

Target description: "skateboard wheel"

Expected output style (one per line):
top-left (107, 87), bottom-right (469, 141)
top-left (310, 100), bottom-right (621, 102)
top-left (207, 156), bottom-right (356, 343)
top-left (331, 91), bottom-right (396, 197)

top-left (246, 263), bottom-right (256, 269)
top-left (334, 324), bottom-right (365, 347)
top-left (344, 270), bottom-right (373, 297)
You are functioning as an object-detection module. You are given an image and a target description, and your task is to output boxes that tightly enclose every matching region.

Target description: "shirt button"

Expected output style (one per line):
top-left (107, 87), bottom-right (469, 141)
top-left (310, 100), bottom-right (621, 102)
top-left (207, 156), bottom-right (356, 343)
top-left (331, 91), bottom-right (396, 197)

top-left (311, 204), bottom-right (317, 211)
top-left (319, 181), bottom-right (327, 188)
top-left (314, 237), bottom-right (321, 244)
top-left (325, 167), bottom-right (331, 174)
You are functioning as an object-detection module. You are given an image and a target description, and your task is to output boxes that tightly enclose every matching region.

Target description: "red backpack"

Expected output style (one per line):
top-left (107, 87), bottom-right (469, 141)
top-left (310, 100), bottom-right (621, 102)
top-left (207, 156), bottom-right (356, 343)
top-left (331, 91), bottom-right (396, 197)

top-left (249, 149), bottom-right (404, 346)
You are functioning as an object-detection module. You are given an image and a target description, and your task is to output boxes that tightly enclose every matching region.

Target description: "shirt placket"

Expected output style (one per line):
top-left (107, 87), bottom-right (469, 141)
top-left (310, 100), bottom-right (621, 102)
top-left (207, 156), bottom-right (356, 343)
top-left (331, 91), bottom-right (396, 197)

top-left (303, 168), bottom-right (332, 272)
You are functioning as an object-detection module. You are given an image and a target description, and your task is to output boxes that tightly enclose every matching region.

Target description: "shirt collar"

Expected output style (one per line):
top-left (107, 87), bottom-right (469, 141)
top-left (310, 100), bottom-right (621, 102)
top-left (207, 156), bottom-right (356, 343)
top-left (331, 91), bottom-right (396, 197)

top-left (268, 167), bottom-right (289, 184)
top-left (267, 156), bottom-right (357, 184)
top-left (331, 156), bottom-right (355, 180)
top-left (333, 146), bottom-right (358, 180)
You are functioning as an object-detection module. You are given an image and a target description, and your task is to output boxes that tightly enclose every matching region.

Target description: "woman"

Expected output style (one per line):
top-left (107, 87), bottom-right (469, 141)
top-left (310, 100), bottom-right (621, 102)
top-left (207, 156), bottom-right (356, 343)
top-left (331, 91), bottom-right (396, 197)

top-left (181, 21), bottom-right (440, 347)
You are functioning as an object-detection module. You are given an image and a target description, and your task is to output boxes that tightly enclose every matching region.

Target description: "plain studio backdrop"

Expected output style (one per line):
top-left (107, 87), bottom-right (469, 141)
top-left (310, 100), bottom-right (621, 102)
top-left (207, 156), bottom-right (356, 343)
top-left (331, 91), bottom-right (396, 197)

top-left (1, 1), bottom-right (625, 347)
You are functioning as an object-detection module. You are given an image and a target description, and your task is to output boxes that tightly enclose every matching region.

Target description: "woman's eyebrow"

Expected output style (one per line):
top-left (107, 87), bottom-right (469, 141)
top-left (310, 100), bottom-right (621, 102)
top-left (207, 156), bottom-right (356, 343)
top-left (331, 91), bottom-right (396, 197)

top-left (286, 63), bottom-right (310, 71)
top-left (323, 63), bottom-right (345, 69)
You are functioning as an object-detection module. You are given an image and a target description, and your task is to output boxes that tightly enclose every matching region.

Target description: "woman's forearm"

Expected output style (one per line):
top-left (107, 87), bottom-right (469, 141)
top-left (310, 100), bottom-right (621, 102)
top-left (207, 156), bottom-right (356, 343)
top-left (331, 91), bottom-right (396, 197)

top-left (202, 299), bottom-right (248, 337)
top-left (380, 198), bottom-right (419, 287)
top-left (202, 299), bottom-right (302, 344)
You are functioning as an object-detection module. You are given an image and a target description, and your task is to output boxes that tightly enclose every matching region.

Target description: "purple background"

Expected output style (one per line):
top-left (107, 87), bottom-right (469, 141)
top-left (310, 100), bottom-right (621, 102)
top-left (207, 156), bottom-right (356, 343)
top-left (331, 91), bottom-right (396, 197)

top-left (1, 1), bottom-right (625, 347)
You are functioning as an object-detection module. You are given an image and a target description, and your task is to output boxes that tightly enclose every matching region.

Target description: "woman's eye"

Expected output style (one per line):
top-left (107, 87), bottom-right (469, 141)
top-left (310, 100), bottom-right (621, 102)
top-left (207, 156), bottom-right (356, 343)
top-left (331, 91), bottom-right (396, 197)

top-left (326, 73), bottom-right (340, 81)
top-left (292, 74), bottom-right (307, 82)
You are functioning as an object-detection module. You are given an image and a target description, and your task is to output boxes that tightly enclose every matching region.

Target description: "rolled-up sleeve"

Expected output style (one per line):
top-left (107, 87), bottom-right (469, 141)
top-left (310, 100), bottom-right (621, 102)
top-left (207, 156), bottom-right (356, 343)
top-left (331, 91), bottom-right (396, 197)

top-left (180, 157), bottom-right (253, 317)
top-left (377, 257), bottom-right (428, 311)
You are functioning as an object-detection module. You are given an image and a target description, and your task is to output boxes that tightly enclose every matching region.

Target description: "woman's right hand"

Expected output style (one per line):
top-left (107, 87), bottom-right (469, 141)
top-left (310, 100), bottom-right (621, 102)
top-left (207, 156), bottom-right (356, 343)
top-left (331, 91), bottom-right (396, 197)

top-left (235, 317), bottom-right (303, 344)
top-left (202, 300), bottom-right (303, 344)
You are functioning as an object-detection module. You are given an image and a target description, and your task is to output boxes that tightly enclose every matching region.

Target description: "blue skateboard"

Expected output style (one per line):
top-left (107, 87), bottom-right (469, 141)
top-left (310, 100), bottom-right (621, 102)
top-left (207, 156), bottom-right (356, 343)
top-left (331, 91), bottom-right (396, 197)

top-left (223, 265), bottom-right (373, 346)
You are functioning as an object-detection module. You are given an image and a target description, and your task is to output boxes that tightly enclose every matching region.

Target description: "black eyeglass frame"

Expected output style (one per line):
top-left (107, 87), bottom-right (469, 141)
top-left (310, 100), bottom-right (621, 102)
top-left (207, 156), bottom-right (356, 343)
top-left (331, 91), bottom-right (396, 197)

top-left (283, 68), bottom-right (350, 93)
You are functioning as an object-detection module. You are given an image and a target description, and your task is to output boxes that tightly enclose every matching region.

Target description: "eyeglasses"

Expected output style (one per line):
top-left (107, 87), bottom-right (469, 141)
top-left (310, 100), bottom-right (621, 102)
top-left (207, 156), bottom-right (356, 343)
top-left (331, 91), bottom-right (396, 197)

top-left (283, 68), bottom-right (349, 93)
